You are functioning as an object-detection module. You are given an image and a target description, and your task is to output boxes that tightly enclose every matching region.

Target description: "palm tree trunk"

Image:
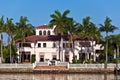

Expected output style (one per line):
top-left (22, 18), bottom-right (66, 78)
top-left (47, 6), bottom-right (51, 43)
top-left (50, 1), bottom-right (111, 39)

top-left (105, 32), bottom-right (108, 69)
top-left (116, 44), bottom-right (119, 68)
top-left (72, 40), bottom-right (75, 60)
top-left (117, 44), bottom-right (119, 58)
top-left (20, 29), bottom-right (25, 63)
top-left (61, 37), bottom-right (64, 62)
top-left (0, 34), bottom-right (3, 63)
top-left (8, 34), bottom-right (12, 63)
top-left (58, 41), bottom-right (60, 61)
top-left (92, 40), bottom-right (96, 62)
top-left (70, 35), bottom-right (75, 61)
top-left (114, 48), bottom-right (117, 59)
top-left (85, 41), bottom-right (88, 62)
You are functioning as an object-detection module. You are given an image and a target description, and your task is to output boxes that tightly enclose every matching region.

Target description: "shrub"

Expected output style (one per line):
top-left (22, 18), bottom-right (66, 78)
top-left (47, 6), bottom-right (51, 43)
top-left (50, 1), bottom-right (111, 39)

top-left (72, 59), bottom-right (77, 63)
top-left (31, 54), bottom-right (36, 63)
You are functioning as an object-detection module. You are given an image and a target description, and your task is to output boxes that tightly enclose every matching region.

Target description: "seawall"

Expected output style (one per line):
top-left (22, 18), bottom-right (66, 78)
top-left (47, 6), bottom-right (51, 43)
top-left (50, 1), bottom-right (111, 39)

top-left (0, 68), bottom-right (114, 74)
top-left (0, 68), bottom-right (33, 73)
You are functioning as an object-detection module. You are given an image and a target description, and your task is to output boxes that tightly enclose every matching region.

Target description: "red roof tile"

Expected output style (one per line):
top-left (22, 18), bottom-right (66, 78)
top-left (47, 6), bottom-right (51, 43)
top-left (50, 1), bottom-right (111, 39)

top-left (16, 35), bottom-right (62, 43)
top-left (15, 35), bottom-right (93, 43)
top-left (36, 25), bottom-right (51, 29)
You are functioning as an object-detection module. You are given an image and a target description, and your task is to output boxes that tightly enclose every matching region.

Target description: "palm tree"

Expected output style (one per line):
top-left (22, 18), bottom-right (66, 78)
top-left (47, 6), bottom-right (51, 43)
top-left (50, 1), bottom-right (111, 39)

top-left (16, 16), bottom-right (35, 41)
top-left (89, 23), bottom-right (103, 62)
top-left (65, 18), bottom-right (79, 62)
top-left (76, 23), bottom-right (84, 62)
top-left (4, 18), bottom-right (14, 63)
top-left (0, 16), bottom-right (4, 63)
top-left (77, 16), bottom-right (93, 62)
top-left (16, 16), bottom-right (29, 42)
top-left (49, 10), bottom-right (70, 62)
top-left (108, 34), bottom-right (120, 67)
top-left (99, 17), bottom-right (118, 68)
top-left (16, 16), bottom-right (34, 63)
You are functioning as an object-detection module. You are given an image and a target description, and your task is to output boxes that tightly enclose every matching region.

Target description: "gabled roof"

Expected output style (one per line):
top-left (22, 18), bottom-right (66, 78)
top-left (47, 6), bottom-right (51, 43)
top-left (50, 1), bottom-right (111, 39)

top-left (36, 25), bottom-right (52, 29)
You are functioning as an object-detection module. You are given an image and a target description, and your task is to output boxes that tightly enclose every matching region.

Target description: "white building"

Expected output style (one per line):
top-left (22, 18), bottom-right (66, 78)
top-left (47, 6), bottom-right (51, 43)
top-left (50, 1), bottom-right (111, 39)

top-left (16, 25), bottom-right (103, 63)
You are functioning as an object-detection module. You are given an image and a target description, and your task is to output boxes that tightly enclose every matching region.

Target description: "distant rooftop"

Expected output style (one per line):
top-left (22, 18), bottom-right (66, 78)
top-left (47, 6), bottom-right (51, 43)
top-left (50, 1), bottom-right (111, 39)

top-left (36, 25), bottom-right (52, 29)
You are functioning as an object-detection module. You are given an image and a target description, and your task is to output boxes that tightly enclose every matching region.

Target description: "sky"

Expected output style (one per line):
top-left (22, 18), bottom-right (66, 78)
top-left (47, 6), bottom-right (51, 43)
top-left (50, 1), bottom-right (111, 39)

top-left (0, 0), bottom-right (120, 45)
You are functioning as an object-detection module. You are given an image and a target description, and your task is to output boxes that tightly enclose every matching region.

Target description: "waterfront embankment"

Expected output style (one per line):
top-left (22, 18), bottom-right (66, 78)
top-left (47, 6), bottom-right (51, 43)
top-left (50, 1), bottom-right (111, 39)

top-left (0, 63), bottom-right (116, 74)
top-left (0, 68), bottom-right (114, 74)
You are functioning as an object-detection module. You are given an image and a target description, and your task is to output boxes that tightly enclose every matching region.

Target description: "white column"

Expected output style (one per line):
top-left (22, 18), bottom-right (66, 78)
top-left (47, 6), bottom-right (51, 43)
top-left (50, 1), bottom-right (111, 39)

top-left (93, 50), bottom-right (96, 62)
top-left (63, 51), bottom-right (65, 62)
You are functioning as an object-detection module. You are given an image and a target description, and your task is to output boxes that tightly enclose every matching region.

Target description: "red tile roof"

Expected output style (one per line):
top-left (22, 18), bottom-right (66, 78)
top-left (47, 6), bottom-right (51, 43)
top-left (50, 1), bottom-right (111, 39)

top-left (15, 35), bottom-right (93, 43)
top-left (36, 25), bottom-right (52, 29)
top-left (16, 35), bottom-right (62, 43)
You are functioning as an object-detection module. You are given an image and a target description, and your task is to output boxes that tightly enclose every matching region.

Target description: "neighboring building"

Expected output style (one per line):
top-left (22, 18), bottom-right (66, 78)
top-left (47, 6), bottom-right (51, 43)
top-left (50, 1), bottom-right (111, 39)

top-left (16, 25), bottom-right (103, 63)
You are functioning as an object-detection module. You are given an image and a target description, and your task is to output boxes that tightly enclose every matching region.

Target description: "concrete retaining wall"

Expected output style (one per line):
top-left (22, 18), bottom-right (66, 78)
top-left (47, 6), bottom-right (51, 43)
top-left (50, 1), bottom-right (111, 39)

top-left (0, 68), bottom-right (114, 74)
top-left (0, 68), bottom-right (33, 73)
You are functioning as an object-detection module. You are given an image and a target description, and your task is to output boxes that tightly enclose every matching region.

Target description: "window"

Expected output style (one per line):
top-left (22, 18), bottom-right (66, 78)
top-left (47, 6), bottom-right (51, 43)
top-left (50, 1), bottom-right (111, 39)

top-left (52, 55), bottom-right (57, 60)
top-left (65, 55), bottom-right (69, 62)
top-left (40, 55), bottom-right (44, 62)
top-left (43, 31), bottom-right (46, 35)
top-left (48, 31), bottom-right (50, 35)
top-left (19, 43), bottom-right (31, 47)
top-left (39, 31), bottom-right (42, 35)
top-left (38, 43), bottom-right (41, 47)
top-left (43, 43), bottom-right (46, 47)
top-left (53, 43), bottom-right (56, 48)
top-left (79, 42), bottom-right (91, 47)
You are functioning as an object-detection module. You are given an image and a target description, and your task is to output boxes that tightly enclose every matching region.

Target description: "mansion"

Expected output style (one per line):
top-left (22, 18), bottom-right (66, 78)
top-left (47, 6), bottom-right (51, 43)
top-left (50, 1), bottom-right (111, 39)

top-left (16, 25), bottom-right (103, 63)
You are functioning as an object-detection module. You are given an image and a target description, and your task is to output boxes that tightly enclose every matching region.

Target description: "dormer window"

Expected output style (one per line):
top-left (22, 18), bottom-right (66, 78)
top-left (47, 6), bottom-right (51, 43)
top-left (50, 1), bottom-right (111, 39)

top-left (43, 31), bottom-right (46, 35)
top-left (48, 31), bottom-right (50, 35)
top-left (39, 31), bottom-right (42, 35)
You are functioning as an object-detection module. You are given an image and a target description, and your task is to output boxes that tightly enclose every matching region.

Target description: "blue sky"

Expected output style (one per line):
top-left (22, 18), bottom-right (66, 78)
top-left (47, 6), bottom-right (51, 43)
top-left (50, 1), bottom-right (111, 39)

top-left (0, 0), bottom-right (120, 45)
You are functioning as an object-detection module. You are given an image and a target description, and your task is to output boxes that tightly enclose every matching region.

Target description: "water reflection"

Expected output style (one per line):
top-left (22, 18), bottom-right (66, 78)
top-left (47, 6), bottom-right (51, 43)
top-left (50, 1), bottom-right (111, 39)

top-left (0, 73), bottom-right (119, 80)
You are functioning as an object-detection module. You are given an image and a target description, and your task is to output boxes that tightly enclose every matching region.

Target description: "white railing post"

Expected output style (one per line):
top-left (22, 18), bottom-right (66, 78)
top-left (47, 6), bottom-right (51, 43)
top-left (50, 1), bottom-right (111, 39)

top-left (67, 63), bottom-right (69, 69)
top-left (33, 63), bottom-right (35, 69)
top-left (85, 64), bottom-right (87, 68)
top-left (15, 63), bottom-right (17, 68)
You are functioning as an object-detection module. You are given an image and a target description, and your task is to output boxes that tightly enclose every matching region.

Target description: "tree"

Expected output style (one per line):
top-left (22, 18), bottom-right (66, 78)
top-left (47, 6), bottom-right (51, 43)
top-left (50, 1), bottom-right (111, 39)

top-left (0, 16), bottom-right (4, 63)
top-left (89, 23), bottom-right (103, 62)
top-left (99, 17), bottom-right (118, 68)
top-left (76, 16), bottom-right (103, 63)
top-left (16, 16), bottom-right (34, 63)
top-left (76, 16), bottom-right (93, 62)
top-left (3, 44), bottom-right (18, 63)
top-left (4, 18), bottom-right (15, 63)
top-left (108, 34), bottom-right (120, 64)
top-left (65, 18), bottom-right (79, 62)
top-left (49, 10), bottom-right (70, 61)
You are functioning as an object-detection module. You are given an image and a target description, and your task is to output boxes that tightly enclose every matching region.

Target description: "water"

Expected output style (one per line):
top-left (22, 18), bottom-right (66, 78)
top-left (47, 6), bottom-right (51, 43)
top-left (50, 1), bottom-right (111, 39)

top-left (0, 73), bottom-right (119, 80)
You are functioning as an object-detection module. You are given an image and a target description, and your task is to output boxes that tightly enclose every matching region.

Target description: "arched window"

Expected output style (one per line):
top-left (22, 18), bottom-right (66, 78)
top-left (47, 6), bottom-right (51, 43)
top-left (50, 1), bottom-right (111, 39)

top-left (48, 31), bottom-right (51, 35)
top-left (43, 31), bottom-right (46, 35)
top-left (39, 31), bottom-right (42, 35)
